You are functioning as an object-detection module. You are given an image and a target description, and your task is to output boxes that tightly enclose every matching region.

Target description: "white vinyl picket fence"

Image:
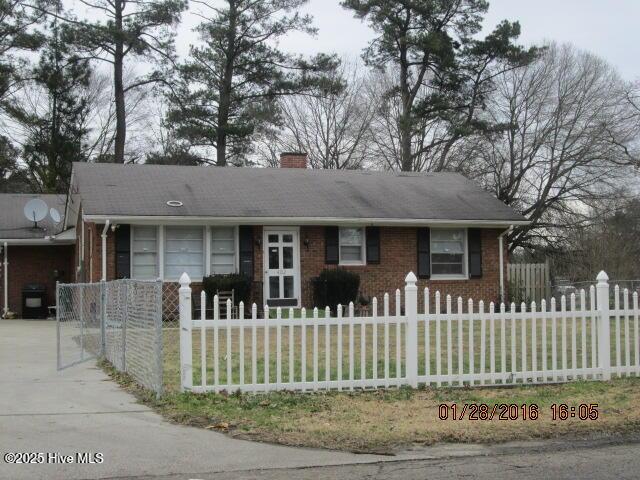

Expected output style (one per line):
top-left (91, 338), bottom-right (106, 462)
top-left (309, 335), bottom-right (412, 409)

top-left (178, 271), bottom-right (640, 393)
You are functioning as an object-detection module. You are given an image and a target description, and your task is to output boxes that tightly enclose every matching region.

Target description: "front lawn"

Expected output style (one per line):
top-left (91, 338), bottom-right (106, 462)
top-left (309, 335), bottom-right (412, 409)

top-left (104, 359), bottom-right (640, 453)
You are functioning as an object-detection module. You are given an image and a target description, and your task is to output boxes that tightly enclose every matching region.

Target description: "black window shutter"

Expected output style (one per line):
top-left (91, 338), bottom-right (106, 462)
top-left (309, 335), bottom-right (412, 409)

top-left (366, 227), bottom-right (380, 264)
top-left (325, 227), bottom-right (339, 264)
top-left (417, 227), bottom-right (431, 279)
top-left (468, 228), bottom-right (483, 278)
top-left (239, 226), bottom-right (254, 279)
top-left (115, 224), bottom-right (130, 279)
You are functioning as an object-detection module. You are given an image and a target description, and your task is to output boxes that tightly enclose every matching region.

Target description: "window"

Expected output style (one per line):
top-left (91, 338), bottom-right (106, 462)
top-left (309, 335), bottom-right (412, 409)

top-left (131, 226), bottom-right (158, 280)
top-left (211, 226), bottom-right (236, 274)
top-left (339, 227), bottom-right (365, 265)
top-left (430, 228), bottom-right (467, 278)
top-left (165, 226), bottom-right (204, 280)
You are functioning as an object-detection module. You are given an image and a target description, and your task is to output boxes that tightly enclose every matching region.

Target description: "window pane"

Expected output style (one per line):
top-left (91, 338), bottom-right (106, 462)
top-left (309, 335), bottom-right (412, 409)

top-left (132, 265), bottom-right (157, 278)
top-left (430, 229), bottom-right (465, 276)
top-left (432, 263), bottom-right (464, 275)
top-left (283, 276), bottom-right (294, 298)
top-left (165, 227), bottom-right (204, 279)
top-left (340, 245), bottom-right (362, 261)
top-left (211, 264), bottom-right (235, 275)
top-left (432, 241), bottom-right (464, 254)
top-left (132, 226), bottom-right (157, 279)
top-left (269, 246), bottom-right (279, 269)
top-left (133, 252), bottom-right (157, 267)
top-left (340, 227), bottom-right (363, 246)
top-left (282, 234), bottom-right (293, 243)
top-left (282, 246), bottom-right (293, 269)
top-left (211, 227), bottom-right (236, 275)
top-left (133, 239), bottom-right (157, 252)
top-left (432, 253), bottom-right (464, 263)
top-left (268, 234), bottom-right (278, 243)
top-left (212, 239), bottom-right (234, 253)
top-left (269, 276), bottom-right (280, 299)
top-left (211, 226), bottom-right (234, 240)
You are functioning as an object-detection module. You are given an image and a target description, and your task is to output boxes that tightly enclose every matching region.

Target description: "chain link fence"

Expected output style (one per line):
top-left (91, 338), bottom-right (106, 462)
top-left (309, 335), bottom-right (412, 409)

top-left (57, 282), bottom-right (103, 369)
top-left (57, 279), bottom-right (164, 396)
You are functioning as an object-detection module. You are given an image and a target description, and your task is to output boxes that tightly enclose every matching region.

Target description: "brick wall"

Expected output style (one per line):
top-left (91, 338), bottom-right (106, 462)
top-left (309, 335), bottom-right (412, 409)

top-left (87, 223), bottom-right (507, 314)
top-left (296, 226), bottom-right (507, 312)
top-left (0, 244), bottom-right (74, 317)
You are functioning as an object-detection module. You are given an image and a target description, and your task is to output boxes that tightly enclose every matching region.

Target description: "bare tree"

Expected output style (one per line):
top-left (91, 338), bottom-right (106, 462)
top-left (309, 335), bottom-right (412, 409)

top-left (264, 60), bottom-right (374, 169)
top-left (365, 68), bottom-right (465, 172)
top-left (553, 193), bottom-right (640, 281)
top-left (461, 43), bottom-right (640, 251)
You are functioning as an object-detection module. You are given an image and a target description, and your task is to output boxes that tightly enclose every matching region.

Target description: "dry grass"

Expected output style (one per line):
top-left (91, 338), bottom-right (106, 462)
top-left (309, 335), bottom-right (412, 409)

top-left (149, 320), bottom-right (640, 453)
top-left (107, 356), bottom-right (640, 453)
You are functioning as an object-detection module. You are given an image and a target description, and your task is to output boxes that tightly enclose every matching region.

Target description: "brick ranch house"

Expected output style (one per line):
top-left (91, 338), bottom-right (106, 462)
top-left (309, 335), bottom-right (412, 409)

top-left (63, 154), bottom-right (527, 312)
top-left (0, 194), bottom-right (75, 317)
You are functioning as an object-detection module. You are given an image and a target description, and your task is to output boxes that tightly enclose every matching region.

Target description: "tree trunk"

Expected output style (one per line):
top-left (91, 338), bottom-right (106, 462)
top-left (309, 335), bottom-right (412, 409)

top-left (113, 0), bottom-right (126, 163)
top-left (215, 0), bottom-right (237, 167)
top-left (399, 39), bottom-right (412, 172)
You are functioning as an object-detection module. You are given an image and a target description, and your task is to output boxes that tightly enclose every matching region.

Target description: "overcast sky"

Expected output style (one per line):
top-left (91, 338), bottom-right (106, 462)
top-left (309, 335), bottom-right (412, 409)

top-left (172, 0), bottom-right (640, 81)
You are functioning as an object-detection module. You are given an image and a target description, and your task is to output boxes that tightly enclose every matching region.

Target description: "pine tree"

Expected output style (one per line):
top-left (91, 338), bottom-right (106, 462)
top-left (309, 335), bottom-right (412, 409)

top-left (19, 20), bottom-right (93, 192)
top-left (167, 0), bottom-right (340, 166)
top-left (342, 0), bottom-right (537, 171)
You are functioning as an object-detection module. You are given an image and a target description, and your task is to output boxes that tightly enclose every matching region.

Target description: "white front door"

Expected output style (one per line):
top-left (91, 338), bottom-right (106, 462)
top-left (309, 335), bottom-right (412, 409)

top-left (263, 228), bottom-right (300, 307)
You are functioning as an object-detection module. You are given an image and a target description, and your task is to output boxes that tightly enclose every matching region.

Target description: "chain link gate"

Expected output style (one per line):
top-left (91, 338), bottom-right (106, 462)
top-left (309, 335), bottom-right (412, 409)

top-left (57, 279), bottom-right (164, 396)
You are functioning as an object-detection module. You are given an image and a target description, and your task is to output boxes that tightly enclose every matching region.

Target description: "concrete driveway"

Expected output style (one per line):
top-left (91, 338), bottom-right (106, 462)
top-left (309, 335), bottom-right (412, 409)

top-left (0, 320), bottom-right (390, 480)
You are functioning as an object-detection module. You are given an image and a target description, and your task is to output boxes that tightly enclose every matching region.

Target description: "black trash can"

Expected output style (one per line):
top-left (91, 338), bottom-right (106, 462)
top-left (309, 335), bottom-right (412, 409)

top-left (22, 284), bottom-right (48, 319)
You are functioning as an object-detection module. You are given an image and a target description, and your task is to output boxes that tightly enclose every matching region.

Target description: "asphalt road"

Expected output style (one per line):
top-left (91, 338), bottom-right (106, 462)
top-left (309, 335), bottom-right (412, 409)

top-left (121, 437), bottom-right (640, 480)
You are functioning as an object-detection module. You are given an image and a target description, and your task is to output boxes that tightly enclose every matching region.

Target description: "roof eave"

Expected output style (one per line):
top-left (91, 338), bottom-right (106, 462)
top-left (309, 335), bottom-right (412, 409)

top-left (82, 214), bottom-right (529, 228)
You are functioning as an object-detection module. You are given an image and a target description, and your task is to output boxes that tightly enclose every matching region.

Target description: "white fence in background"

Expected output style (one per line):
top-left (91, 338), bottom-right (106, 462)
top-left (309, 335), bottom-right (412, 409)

top-left (179, 271), bottom-right (640, 393)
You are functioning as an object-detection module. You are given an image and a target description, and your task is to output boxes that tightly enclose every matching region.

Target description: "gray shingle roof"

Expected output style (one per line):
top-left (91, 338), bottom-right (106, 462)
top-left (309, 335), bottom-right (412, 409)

top-left (73, 163), bottom-right (526, 224)
top-left (0, 194), bottom-right (67, 239)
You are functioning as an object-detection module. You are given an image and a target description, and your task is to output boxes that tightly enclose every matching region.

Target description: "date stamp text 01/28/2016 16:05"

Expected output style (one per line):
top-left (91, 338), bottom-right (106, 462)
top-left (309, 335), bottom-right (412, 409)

top-left (438, 403), bottom-right (600, 421)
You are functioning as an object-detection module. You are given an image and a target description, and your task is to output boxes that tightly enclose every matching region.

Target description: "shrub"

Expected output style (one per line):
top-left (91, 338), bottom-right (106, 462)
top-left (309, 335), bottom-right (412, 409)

top-left (202, 274), bottom-right (252, 306)
top-left (312, 269), bottom-right (360, 311)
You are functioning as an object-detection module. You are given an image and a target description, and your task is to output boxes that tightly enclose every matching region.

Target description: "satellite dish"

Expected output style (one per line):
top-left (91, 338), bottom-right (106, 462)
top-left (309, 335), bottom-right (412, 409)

top-left (24, 198), bottom-right (48, 227)
top-left (50, 207), bottom-right (61, 224)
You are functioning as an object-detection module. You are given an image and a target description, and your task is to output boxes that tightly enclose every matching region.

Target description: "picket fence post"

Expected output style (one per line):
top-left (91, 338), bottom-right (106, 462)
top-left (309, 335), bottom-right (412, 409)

top-left (179, 272), bottom-right (193, 391)
top-left (404, 272), bottom-right (419, 388)
top-left (596, 271), bottom-right (611, 381)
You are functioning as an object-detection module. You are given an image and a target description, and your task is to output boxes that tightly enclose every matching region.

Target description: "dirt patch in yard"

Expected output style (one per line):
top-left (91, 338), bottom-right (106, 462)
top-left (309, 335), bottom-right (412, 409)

top-left (100, 361), bottom-right (640, 454)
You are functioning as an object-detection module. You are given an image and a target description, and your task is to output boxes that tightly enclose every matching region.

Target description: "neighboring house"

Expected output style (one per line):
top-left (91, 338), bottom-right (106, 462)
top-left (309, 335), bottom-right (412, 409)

top-left (65, 153), bottom-right (527, 310)
top-left (0, 194), bottom-right (75, 317)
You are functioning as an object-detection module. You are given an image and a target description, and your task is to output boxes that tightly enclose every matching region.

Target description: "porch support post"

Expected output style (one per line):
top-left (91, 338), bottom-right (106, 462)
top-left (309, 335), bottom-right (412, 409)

top-left (101, 220), bottom-right (110, 282)
top-left (2, 242), bottom-right (8, 316)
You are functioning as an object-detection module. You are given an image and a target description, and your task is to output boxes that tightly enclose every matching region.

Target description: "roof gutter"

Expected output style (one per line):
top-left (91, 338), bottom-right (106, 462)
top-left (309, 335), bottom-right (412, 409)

top-left (82, 214), bottom-right (530, 228)
top-left (0, 237), bottom-right (75, 245)
top-left (499, 226), bottom-right (514, 303)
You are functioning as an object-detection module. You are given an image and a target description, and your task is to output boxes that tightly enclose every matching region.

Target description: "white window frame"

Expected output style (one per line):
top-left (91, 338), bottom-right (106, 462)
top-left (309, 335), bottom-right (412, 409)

top-left (209, 226), bottom-right (239, 275)
top-left (163, 225), bottom-right (206, 282)
top-left (130, 225), bottom-right (159, 280)
top-left (430, 227), bottom-right (468, 280)
top-left (338, 226), bottom-right (366, 266)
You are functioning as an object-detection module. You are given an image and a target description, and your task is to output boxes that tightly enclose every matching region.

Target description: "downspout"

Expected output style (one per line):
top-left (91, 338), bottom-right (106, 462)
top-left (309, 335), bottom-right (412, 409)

top-left (498, 226), bottom-right (513, 303)
top-left (101, 220), bottom-right (110, 282)
top-left (2, 242), bottom-right (7, 316)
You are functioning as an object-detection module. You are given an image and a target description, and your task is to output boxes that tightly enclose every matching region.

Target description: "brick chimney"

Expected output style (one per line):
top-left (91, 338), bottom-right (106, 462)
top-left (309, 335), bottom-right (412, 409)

top-left (280, 152), bottom-right (308, 169)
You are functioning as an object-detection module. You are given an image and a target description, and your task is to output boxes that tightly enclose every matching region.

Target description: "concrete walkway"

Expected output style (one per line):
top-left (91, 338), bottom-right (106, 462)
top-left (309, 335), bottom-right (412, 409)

top-left (0, 320), bottom-right (387, 480)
